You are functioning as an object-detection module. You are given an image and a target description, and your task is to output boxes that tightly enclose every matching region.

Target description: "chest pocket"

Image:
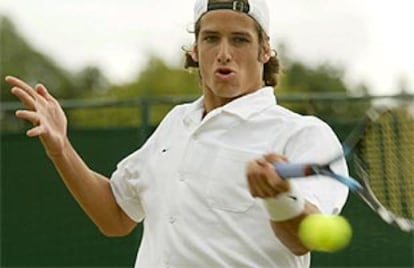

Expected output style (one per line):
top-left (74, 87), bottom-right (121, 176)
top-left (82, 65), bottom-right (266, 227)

top-left (206, 147), bottom-right (260, 213)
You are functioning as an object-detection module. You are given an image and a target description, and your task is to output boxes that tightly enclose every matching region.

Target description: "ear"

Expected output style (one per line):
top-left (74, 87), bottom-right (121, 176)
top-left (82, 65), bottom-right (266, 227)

top-left (260, 42), bottom-right (271, 63)
top-left (191, 44), bottom-right (199, 62)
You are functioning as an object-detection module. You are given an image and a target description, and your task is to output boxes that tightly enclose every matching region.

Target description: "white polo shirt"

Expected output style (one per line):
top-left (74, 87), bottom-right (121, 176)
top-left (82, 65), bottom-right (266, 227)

top-left (110, 87), bottom-right (349, 268)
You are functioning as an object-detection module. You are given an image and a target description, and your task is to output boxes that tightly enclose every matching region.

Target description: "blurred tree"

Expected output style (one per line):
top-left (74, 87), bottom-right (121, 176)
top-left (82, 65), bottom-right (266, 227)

top-left (70, 52), bottom-right (371, 128)
top-left (1, 17), bottom-right (371, 130)
top-left (0, 16), bottom-right (107, 100)
top-left (0, 16), bottom-right (110, 131)
top-left (101, 55), bottom-right (200, 98)
top-left (74, 66), bottom-right (110, 95)
top-left (1, 16), bottom-right (71, 100)
top-left (278, 62), bottom-right (348, 94)
top-left (68, 55), bottom-right (200, 128)
top-left (276, 50), bottom-right (370, 122)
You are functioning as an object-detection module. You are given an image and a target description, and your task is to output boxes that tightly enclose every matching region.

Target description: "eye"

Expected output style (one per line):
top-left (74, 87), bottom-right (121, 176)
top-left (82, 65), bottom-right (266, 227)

top-left (203, 35), bottom-right (219, 43)
top-left (232, 36), bottom-right (250, 44)
top-left (234, 37), bottom-right (248, 42)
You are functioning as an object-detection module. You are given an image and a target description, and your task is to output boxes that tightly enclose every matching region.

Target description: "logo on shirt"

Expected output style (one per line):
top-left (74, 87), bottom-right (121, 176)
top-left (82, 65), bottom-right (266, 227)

top-left (288, 195), bottom-right (298, 201)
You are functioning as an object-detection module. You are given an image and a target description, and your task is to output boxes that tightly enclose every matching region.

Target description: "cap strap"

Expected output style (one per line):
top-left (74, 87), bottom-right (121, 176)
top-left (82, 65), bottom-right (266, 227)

top-left (207, 1), bottom-right (250, 14)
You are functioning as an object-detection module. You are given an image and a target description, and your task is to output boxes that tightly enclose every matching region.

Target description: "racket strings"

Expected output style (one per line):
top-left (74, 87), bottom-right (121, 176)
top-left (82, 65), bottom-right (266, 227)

top-left (358, 108), bottom-right (414, 220)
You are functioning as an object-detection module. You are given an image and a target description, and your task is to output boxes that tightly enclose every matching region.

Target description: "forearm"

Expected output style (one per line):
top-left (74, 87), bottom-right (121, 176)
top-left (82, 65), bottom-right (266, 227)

top-left (49, 138), bottom-right (135, 236)
top-left (270, 201), bottom-right (319, 256)
top-left (246, 153), bottom-right (323, 254)
top-left (5, 76), bottom-right (136, 235)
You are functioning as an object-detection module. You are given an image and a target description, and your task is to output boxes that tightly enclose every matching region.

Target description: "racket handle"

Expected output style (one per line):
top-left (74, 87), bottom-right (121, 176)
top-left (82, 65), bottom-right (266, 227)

top-left (274, 163), bottom-right (313, 178)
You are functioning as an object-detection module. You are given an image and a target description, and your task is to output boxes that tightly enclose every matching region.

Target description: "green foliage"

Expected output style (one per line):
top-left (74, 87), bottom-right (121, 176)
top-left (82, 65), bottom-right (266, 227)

top-left (1, 15), bottom-right (371, 130)
top-left (0, 15), bottom-right (109, 101)
top-left (1, 16), bottom-right (74, 100)
top-left (278, 62), bottom-right (347, 94)
top-left (133, 56), bottom-right (200, 96)
top-left (73, 66), bottom-right (111, 96)
top-left (276, 58), bottom-right (369, 121)
top-left (68, 56), bottom-right (200, 127)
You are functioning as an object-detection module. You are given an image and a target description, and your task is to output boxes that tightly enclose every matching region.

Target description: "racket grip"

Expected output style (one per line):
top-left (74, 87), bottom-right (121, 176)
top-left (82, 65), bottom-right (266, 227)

top-left (273, 163), bottom-right (312, 178)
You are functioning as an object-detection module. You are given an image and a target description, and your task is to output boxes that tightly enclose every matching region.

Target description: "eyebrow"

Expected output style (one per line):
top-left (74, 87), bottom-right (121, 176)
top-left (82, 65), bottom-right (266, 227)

top-left (200, 30), bottom-right (253, 37)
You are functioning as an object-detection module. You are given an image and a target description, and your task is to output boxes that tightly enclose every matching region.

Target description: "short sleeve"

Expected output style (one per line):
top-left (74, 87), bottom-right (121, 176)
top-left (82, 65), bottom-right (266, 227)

top-left (110, 148), bottom-right (147, 223)
top-left (283, 118), bottom-right (349, 214)
top-left (110, 106), bottom-right (182, 222)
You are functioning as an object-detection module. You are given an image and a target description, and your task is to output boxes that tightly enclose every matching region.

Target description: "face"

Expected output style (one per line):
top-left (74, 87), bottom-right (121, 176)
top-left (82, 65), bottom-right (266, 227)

top-left (192, 10), bottom-right (270, 109)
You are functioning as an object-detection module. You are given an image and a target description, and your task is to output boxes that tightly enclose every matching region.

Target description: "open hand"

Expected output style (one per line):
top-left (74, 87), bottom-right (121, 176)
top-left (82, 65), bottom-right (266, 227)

top-left (6, 75), bottom-right (68, 157)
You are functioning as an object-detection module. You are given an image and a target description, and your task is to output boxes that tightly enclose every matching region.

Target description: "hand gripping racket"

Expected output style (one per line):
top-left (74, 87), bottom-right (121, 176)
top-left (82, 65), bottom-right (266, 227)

top-left (274, 106), bottom-right (414, 232)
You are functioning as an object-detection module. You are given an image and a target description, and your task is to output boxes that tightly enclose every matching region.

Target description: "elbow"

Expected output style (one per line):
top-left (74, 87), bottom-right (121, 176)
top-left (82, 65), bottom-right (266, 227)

top-left (97, 211), bottom-right (138, 237)
top-left (99, 224), bottom-right (135, 237)
top-left (290, 246), bottom-right (310, 256)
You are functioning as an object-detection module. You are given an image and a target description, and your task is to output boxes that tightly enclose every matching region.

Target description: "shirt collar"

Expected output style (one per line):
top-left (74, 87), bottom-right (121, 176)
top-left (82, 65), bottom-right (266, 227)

top-left (183, 87), bottom-right (276, 124)
top-left (221, 87), bottom-right (276, 120)
top-left (183, 96), bottom-right (205, 125)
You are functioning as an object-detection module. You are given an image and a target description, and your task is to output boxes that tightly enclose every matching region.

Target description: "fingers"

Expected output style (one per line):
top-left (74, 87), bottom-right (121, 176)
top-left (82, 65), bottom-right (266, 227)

top-left (247, 154), bottom-right (290, 198)
top-left (6, 76), bottom-right (51, 109)
top-left (5, 76), bottom-right (37, 100)
top-left (263, 153), bottom-right (288, 163)
top-left (5, 75), bottom-right (32, 91)
top-left (35, 83), bottom-right (54, 102)
top-left (15, 110), bottom-right (46, 137)
top-left (15, 110), bottom-right (39, 125)
top-left (11, 87), bottom-right (36, 110)
top-left (26, 125), bottom-right (45, 137)
top-left (15, 110), bottom-right (44, 137)
top-left (6, 76), bottom-right (58, 137)
top-left (247, 159), bottom-right (274, 197)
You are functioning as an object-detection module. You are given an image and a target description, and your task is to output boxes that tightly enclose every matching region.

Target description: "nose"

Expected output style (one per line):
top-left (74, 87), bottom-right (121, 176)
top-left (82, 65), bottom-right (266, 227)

top-left (217, 40), bottom-right (231, 64)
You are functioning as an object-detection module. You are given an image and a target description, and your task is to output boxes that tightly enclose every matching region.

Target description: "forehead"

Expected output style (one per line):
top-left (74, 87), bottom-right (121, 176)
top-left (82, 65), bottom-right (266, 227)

top-left (198, 10), bottom-right (257, 34)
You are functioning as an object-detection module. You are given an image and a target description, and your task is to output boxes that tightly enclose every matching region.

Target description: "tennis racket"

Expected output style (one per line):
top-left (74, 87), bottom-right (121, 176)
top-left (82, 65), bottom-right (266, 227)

top-left (274, 106), bottom-right (414, 232)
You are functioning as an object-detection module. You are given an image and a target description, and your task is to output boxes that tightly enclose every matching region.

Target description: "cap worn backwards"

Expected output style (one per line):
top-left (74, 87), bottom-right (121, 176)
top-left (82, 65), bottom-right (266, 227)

top-left (193, 0), bottom-right (270, 35)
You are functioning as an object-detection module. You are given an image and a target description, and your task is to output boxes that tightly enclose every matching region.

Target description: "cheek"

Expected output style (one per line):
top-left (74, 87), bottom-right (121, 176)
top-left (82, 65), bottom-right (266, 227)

top-left (239, 52), bottom-right (261, 71)
top-left (198, 51), bottom-right (215, 72)
top-left (199, 47), bottom-right (215, 62)
top-left (239, 58), bottom-right (264, 82)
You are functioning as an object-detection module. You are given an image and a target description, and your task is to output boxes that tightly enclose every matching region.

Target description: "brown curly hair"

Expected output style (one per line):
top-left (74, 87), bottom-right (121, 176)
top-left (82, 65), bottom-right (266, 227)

top-left (184, 0), bottom-right (280, 87)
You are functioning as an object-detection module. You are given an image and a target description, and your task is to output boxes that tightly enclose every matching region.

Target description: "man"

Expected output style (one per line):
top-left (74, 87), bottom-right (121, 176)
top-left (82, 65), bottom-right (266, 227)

top-left (6, 0), bottom-right (349, 267)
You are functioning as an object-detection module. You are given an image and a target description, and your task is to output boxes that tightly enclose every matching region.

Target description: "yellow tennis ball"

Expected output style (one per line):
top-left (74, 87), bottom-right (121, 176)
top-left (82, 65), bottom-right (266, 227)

top-left (298, 214), bottom-right (352, 252)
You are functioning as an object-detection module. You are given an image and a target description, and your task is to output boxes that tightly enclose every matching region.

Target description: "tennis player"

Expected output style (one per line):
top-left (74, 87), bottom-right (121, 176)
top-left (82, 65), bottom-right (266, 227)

top-left (6, 0), bottom-right (349, 267)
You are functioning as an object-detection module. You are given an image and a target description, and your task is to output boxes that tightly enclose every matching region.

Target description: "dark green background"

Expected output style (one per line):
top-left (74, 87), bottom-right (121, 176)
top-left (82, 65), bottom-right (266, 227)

top-left (1, 127), bottom-right (413, 267)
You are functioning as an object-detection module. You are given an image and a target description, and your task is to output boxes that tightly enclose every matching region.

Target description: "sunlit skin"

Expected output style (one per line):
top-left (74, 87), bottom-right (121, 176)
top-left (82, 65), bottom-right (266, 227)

top-left (191, 10), bottom-right (271, 113)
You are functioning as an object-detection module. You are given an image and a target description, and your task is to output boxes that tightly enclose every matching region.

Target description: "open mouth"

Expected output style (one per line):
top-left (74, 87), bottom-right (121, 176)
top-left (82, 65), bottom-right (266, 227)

top-left (218, 69), bottom-right (232, 75)
top-left (215, 67), bottom-right (235, 79)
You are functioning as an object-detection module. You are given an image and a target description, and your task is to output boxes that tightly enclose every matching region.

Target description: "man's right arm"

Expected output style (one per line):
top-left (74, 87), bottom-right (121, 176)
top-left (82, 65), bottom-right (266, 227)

top-left (51, 138), bottom-right (137, 236)
top-left (5, 75), bottom-right (137, 236)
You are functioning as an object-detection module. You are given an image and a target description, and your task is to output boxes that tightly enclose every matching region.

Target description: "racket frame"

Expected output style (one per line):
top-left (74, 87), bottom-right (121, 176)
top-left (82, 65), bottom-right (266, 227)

top-left (274, 107), bottom-right (414, 232)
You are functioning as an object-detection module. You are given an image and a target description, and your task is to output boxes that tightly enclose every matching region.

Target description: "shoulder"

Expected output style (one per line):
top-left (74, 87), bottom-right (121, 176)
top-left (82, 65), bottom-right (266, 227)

top-left (260, 105), bottom-right (340, 156)
top-left (262, 104), bottom-right (332, 134)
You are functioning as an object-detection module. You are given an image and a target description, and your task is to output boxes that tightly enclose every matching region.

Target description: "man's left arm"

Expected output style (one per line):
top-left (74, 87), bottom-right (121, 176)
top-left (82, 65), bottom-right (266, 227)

top-left (246, 154), bottom-right (319, 255)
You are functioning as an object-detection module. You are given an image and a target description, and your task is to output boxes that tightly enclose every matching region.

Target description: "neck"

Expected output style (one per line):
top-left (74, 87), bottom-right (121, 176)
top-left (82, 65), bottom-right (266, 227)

top-left (202, 88), bottom-right (238, 115)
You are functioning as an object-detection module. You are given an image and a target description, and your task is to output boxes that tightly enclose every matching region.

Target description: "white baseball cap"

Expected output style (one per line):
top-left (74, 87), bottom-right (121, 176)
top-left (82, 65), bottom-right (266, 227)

top-left (193, 0), bottom-right (270, 35)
